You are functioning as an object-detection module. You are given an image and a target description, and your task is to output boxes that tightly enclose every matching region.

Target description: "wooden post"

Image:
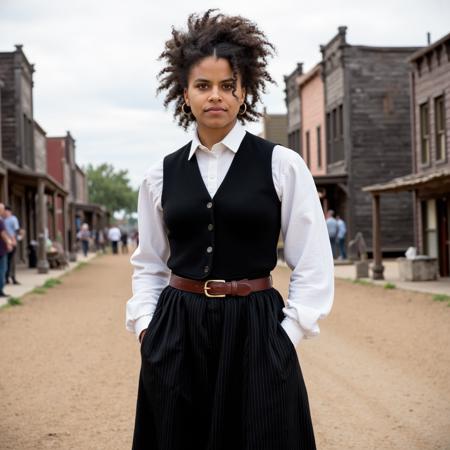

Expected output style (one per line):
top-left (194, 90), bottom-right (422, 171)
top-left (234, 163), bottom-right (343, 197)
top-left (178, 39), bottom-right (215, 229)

top-left (69, 204), bottom-right (77, 261)
top-left (52, 192), bottom-right (58, 241)
top-left (371, 193), bottom-right (384, 280)
top-left (62, 195), bottom-right (68, 254)
top-left (37, 179), bottom-right (49, 273)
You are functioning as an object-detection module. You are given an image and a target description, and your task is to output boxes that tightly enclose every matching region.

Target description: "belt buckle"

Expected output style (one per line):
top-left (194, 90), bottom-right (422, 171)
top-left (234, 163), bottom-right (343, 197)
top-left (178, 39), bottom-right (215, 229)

top-left (204, 279), bottom-right (226, 298)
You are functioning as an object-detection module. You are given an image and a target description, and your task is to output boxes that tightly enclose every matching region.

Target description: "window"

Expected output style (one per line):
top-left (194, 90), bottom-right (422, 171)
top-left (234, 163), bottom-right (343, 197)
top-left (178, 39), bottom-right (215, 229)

top-left (305, 130), bottom-right (310, 168)
top-left (288, 130), bottom-right (301, 156)
top-left (420, 102), bottom-right (430, 164)
top-left (422, 199), bottom-right (438, 257)
top-left (326, 113), bottom-right (332, 146)
top-left (295, 129), bottom-right (301, 156)
top-left (332, 109), bottom-right (338, 143)
top-left (326, 104), bottom-right (344, 164)
top-left (23, 114), bottom-right (34, 168)
top-left (288, 132), bottom-right (295, 153)
top-left (435, 95), bottom-right (446, 161)
top-left (317, 126), bottom-right (322, 168)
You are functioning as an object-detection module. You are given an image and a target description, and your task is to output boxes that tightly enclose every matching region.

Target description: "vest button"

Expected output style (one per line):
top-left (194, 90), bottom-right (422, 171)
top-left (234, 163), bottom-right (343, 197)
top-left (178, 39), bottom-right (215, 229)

top-left (204, 265), bottom-right (209, 272)
top-left (208, 224), bottom-right (214, 231)
top-left (206, 201), bottom-right (213, 208)
top-left (206, 246), bottom-right (213, 253)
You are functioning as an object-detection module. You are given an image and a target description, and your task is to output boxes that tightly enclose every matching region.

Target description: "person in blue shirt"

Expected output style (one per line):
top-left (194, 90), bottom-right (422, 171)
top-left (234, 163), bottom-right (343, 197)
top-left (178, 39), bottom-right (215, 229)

top-left (336, 214), bottom-right (347, 260)
top-left (0, 204), bottom-right (14, 296)
top-left (326, 209), bottom-right (338, 259)
top-left (4, 205), bottom-right (21, 285)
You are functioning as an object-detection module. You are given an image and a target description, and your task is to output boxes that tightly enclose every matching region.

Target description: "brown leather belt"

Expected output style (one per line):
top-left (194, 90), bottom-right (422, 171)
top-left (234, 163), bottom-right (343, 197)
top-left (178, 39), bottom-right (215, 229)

top-left (169, 273), bottom-right (273, 297)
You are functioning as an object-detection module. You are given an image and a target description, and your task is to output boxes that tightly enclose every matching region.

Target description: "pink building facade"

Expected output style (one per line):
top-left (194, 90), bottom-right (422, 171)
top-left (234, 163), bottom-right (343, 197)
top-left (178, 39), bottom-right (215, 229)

top-left (298, 64), bottom-right (326, 176)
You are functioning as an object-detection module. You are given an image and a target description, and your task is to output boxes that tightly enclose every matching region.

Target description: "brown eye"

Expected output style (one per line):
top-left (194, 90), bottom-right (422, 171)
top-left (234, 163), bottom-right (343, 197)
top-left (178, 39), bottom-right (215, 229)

top-left (222, 83), bottom-right (234, 90)
top-left (196, 83), bottom-right (209, 90)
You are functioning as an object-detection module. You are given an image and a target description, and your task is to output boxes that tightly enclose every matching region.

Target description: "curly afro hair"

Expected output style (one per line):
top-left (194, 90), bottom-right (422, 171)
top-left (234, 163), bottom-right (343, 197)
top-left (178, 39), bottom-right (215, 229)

top-left (157, 9), bottom-right (276, 129)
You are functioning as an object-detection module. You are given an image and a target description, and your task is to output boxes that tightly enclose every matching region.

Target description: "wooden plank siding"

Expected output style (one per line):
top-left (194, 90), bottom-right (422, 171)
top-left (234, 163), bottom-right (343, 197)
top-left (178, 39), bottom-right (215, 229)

top-left (0, 46), bottom-right (35, 168)
top-left (321, 26), bottom-right (421, 253)
top-left (348, 46), bottom-right (419, 252)
top-left (412, 43), bottom-right (450, 174)
top-left (410, 34), bottom-right (450, 254)
top-left (0, 52), bottom-right (18, 165)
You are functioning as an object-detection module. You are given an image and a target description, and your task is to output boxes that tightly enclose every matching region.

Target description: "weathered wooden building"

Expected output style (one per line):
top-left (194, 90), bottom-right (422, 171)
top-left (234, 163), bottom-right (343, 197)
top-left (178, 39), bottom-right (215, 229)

top-left (47, 133), bottom-right (107, 260)
top-left (318, 26), bottom-right (421, 256)
top-left (0, 45), bottom-right (68, 272)
top-left (0, 45), bottom-right (107, 269)
top-left (260, 107), bottom-right (288, 147)
top-left (284, 63), bottom-right (303, 155)
top-left (364, 32), bottom-right (450, 278)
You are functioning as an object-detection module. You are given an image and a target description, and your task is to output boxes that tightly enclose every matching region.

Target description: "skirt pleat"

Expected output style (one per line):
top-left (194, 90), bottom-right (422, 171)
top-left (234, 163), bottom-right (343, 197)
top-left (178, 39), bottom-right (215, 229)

top-left (132, 285), bottom-right (316, 450)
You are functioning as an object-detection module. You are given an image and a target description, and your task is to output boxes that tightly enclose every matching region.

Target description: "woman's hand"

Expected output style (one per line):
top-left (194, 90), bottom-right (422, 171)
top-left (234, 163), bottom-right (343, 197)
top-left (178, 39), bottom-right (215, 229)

top-left (139, 329), bottom-right (147, 344)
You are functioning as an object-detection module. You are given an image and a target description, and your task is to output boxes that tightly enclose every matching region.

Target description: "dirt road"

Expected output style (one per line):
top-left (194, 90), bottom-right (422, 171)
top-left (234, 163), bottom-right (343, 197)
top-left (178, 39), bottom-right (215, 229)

top-left (0, 254), bottom-right (449, 449)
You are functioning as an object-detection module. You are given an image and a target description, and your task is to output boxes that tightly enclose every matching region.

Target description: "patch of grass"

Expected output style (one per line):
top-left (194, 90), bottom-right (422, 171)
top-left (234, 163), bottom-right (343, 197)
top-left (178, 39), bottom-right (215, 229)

top-left (431, 294), bottom-right (450, 308)
top-left (42, 278), bottom-right (62, 289)
top-left (352, 278), bottom-right (373, 286)
top-left (32, 287), bottom-right (47, 295)
top-left (29, 279), bottom-right (63, 296)
top-left (75, 262), bottom-right (88, 270)
top-left (384, 282), bottom-right (396, 289)
top-left (7, 297), bottom-right (22, 306)
top-left (433, 294), bottom-right (450, 302)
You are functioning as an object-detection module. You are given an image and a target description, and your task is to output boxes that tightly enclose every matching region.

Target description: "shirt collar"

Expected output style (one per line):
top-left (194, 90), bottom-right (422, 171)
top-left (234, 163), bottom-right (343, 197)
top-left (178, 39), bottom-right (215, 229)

top-left (188, 121), bottom-right (246, 160)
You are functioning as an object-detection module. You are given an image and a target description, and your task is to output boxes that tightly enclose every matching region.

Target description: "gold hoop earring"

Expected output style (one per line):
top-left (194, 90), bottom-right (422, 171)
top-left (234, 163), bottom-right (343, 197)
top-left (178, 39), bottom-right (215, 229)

top-left (238, 102), bottom-right (247, 116)
top-left (181, 102), bottom-right (192, 116)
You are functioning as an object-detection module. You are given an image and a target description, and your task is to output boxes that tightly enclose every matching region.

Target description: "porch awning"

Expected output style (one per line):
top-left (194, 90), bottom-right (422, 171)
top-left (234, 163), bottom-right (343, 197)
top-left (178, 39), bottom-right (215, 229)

top-left (5, 161), bottom-right (68, 196)
top-left (362, 168), bottom-right (450, 194)
top-left (313, 173), bottom-right (348, 185)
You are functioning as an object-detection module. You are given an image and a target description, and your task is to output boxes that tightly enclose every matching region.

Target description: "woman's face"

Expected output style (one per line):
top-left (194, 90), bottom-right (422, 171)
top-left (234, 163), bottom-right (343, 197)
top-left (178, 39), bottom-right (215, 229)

top-left (183, 56), bottom-right (246, 131)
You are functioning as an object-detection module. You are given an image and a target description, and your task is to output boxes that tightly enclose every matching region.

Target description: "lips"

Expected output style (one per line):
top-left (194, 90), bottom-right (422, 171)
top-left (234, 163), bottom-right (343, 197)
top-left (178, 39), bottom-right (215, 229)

top-left (205, 107), bottom-right (227, 112)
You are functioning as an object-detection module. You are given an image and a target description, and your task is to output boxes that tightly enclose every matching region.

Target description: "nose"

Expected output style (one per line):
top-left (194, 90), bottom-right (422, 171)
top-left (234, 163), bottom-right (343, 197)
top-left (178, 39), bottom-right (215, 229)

top-left (208, 86), bottom-right (221, 102)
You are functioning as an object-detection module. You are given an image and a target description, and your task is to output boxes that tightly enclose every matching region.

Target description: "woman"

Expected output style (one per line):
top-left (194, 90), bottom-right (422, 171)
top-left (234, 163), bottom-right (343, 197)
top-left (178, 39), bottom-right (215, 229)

top-left (126, 10), bottom-right (334, 450)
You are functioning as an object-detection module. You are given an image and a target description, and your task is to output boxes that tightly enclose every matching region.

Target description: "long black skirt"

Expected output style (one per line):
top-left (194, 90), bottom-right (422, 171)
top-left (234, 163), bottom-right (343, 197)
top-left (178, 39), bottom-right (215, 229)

top-left (132, 285), bottom-right (316, 450)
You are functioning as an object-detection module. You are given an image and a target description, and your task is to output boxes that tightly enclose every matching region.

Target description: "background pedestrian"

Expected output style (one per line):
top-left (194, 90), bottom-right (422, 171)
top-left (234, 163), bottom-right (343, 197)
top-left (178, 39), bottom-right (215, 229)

top-left (108, 225), bottom-right (121, 254)
top-left (97, 228), bottom-right (106, 253)
top-left (4, 205), bottom-right (20, 284)
top-left (326, 209), bottom-right (338, 259)
top-left (120, 229), bottom-right (128, 254)
top-left (77, 223), bottom-right (91, 257)
top-left (0, 204), bottom-right (13, 297)
top-left (336, 215), bottom-right (347, 260)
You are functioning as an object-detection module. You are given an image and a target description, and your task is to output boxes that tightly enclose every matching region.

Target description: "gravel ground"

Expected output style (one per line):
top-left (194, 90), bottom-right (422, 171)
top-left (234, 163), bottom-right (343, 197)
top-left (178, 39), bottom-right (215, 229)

top-left (0, 253), bottom-right (449, 449)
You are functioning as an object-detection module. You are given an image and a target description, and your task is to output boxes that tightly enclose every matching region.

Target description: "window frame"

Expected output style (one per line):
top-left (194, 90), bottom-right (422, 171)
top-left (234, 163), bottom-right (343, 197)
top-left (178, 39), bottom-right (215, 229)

top-left (305, 130), bottom-right (311, 168)
top-left (419, 101), bottom-right (430, 166)
top-left (434, 94), bottom-right (447, 163)
top-left (317, 125), bottom-right (322, 169)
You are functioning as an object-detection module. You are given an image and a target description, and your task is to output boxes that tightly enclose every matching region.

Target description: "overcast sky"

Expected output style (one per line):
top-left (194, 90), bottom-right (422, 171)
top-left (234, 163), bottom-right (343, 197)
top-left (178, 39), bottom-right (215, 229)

top-left (1, 0), bottom-right (449, 187)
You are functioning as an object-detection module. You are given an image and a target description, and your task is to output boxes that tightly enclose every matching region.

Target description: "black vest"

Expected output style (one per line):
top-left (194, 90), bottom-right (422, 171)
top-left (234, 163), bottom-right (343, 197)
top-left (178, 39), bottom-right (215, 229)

top-left (161, 132), bottom-right (281, 281)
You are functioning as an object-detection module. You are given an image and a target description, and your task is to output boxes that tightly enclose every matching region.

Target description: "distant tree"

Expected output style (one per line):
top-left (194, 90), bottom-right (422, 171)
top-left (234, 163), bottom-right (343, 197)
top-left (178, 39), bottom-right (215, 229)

top-left (86, 163), bottom-right (138, 215)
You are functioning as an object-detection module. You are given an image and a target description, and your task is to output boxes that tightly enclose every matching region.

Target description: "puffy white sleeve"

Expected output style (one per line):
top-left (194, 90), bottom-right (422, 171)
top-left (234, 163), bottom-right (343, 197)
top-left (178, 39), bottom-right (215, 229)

top-left (272, 145), bottom-right (334, 347)
top-left (125, 159), bottom-right (171, 340)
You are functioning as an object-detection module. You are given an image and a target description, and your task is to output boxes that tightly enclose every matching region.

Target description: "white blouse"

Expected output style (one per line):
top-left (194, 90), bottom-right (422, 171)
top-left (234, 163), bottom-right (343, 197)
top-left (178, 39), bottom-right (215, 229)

top-left (126, 121), bottom-right (334, 348)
